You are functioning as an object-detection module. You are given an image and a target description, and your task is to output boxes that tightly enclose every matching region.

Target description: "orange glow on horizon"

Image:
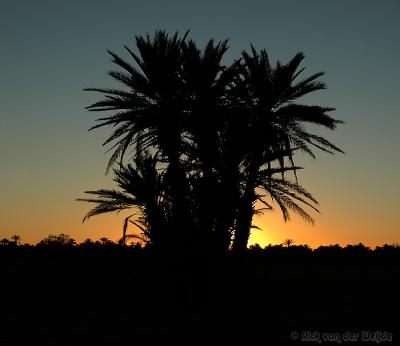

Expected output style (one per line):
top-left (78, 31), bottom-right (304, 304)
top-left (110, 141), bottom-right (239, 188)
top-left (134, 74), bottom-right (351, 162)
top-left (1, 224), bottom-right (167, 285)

top-left (2, 191), bottom-right (398, 249)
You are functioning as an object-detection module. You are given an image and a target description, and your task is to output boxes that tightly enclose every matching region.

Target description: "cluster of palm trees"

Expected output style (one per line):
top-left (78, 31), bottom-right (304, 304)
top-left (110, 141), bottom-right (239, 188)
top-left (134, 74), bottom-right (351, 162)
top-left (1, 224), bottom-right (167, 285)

top-left (78, 30), bottom-right (343, 254)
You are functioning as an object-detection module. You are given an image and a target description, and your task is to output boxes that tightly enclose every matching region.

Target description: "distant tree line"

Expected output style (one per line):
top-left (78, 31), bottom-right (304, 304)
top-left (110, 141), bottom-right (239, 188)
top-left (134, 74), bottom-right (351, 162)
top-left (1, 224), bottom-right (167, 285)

top-left (0, 234), bottom-right (141, 249)
top-left (2, 234), bottom-right (399, 259)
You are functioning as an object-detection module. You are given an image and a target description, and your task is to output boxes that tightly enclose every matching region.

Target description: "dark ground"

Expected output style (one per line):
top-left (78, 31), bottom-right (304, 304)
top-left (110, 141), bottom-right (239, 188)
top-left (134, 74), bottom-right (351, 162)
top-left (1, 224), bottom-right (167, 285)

top-left (1, 247), bottom-right (399, 345)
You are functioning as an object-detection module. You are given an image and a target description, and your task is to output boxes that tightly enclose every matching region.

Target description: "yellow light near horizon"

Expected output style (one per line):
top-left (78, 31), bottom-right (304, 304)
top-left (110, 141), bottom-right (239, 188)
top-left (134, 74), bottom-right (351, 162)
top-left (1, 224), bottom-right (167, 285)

top-left (249, 210), bottom-right (323, 248)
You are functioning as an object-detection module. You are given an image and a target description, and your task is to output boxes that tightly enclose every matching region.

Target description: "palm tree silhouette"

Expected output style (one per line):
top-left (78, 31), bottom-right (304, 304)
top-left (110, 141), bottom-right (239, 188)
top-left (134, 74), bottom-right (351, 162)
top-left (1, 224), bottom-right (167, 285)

top-left (84, 31), bottom-right (239, 251)
top-left (11, 234), bottom-right (20, 246)
top-left (78, 152), bottom-right (170, 248)
top-left (230, 47), bottom-right (343, 251)
top-left (179, 37), bottom-right (238, 251)
top-left (283, 239), bottom-right (294, 248)
top-left (84, 31), bottom-right (197, 248)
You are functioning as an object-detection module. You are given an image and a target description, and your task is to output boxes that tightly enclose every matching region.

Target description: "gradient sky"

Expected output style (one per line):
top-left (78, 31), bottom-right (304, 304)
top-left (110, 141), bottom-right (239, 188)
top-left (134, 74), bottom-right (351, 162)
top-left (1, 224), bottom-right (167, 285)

top-left (1, 0), bottom-right (399, 247)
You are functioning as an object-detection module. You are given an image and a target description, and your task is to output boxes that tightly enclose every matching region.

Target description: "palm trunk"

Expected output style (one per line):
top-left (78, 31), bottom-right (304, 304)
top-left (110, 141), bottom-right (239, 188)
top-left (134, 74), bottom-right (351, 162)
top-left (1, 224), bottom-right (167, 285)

top-left (196, 129), bottom-right (228, 253)
top-left (168, 159), bottom-right (187, 244)
top-left (232, 161), bottom-right (258, 252)
top-left (232, 195), bottom-right (254, 252)
top-left (199, 165), bottom-right (216, 235)
top-left (215, 180), bottom-right (237, 252)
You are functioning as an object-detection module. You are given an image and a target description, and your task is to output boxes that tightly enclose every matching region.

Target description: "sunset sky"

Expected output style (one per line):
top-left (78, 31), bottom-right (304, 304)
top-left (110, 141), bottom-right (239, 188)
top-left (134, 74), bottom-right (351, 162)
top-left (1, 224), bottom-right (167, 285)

top-left (1, 0), bottom-right (399, 248)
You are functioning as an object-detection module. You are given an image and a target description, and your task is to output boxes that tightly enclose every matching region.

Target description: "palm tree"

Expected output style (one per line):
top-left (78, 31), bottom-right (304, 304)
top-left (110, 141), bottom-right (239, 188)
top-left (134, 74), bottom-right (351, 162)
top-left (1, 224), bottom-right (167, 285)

top-left (11, 234), bottom-right (20, 246)
top-left (84, 31), bottom-right (238, 252)
top-left (283, 239), bottom-right (294, 248)
top-left (78, 152), bottom-right (170, 249)
top-left (84, 31), bottom-right (199, 249)
top-left (180, 38), bottom-right (240, 251)
top-left (230, 47), bottom-right (343, 251)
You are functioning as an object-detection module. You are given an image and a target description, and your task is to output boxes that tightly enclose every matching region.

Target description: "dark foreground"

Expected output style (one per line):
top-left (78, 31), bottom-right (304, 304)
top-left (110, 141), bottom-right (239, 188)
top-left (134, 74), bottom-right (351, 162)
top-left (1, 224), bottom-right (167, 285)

top-left (1, 246), bottom-right (399, 345)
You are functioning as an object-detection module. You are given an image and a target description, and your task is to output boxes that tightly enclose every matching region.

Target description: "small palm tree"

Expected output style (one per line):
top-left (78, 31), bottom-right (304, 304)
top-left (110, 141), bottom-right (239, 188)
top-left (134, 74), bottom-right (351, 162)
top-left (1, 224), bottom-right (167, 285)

top-left (283, 239), bottom-right (294, 248)
top-left (11, 235), bottom-right (21, 246)
top-left (78, 152), bottom-right (169, 249)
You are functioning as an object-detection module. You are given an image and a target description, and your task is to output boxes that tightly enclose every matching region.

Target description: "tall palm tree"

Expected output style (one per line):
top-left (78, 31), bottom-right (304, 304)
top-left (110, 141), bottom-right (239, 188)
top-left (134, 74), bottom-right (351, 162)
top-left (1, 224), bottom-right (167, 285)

top-left (84, 30), bottom-right (197, 247)
top-left (84, 31), bottom-right (238, 251)
top-left (180, 38), bottom-right (239, 252)
top-left (230, 47), bottom-right (343, 251)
